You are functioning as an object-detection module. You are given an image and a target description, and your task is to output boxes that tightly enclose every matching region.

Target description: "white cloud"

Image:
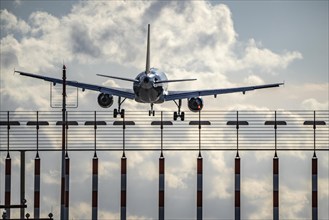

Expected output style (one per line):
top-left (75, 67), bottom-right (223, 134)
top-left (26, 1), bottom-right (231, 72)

top-left (243, 177), bottom-right (272, 220)
top-left (302, 98), bottom-right (329, 110)
top-left (238, 39), bottom-right (303, 74)
top-left (280, 186), bottom-right (309, 219)
top-left (244, 74), bottom-right (265, 85)
top-left (0, 9), bottom-right (30, 35)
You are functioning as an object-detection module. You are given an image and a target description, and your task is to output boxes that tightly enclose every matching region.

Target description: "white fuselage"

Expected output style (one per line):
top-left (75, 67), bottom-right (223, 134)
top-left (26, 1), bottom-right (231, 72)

top-left (133, 68), bottom-right (168, 103)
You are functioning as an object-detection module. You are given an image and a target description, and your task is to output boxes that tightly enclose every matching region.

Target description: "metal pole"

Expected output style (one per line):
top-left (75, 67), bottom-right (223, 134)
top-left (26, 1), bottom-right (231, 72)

top-left (159, 112), bottom-right (165, 220)
top-left (197, 156), bottom-right (203, 220)
top-left (5, 111), bottom-right (11, 219)
top-left (120, 155), bottom-right (127, 220)
top-left (34, 155), bottom-right (40, 219)
top-left (92, 157), bottom-right (98, 220)
top-left (64, 112), bottom-right (70, 219)
top-left (274, 111), bottom-right (277, 157)
top-left (64, 156), bottom-right (70, 219)
top-left (20, 151), bottom-right (26, 219)
top-left (60, 65), bottom-right (67, 220)
top-left (273, 111), bottom-right (279, 220)
top-left (121, 116), bottom-right (127, 220)
top-left (235, 157), bottom-right (240, 220)
top-left (159, 156), bottom-right (165, 220)
top-left (273, 157), bottom-right (279, 220)
top-left (197, 110), bottom-right (202, 220)
top-left (6, 111), bottom-right (9, 156)
top-left (92, 111), bottom-right (98, 220)
top-left (236, 111), bottom-right (239, 157)
top-left (235, 111), bottom-right (241, 220)
top-left (5, 155), bottom-right (11, 219)
top-left (312, 111), bottom-right (317, 220)
top-left (198, 110), bottom-right (201, 157)
top-left (312, 157), bottom-right (318, 220)
top-left (35, 111), bottom-right (40, 219)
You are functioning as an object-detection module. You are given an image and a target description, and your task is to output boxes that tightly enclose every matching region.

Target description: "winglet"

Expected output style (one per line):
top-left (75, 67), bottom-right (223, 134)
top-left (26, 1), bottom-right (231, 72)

top-left (145, 24), bottom-right (150, 75)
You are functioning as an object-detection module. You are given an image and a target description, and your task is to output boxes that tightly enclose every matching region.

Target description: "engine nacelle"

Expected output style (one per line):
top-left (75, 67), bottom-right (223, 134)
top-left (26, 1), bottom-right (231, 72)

top-left (188, 97), bottom-right (203, 112)
top-left (97, 93), bottom-right (114, 108)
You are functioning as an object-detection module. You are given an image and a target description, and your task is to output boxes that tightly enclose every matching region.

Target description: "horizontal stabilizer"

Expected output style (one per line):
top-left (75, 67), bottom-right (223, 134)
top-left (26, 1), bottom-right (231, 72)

top-left (97, 74), bottom-right (139, 83)
top-left (154, 78), bottom-right (197, 84)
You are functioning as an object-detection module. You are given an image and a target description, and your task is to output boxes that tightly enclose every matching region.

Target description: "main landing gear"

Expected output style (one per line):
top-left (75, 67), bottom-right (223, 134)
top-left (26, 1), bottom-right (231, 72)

top-left (173, 99), bottom-right (185, 121)
top-left (149, 103), bottom-right (155, 116)
top-left (113, 97), bottom-right (126, 118)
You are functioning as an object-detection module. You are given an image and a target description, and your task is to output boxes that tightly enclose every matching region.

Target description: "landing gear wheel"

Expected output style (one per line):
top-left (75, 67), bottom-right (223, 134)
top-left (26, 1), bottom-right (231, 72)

top-left (173, 99), bottom-right (184, 121)
top-left (173, 111), bottom-right (185, 121)
top-left (149, 110), bottom-right (155, 116)
top-left (114, 109), bottom-right (118, 118)
top-left (181, 112), bottom-right (185, 121)
top-left (173, 112), bottom-right (178, 121)
top-left (113, 97), bottom-right (127, 119)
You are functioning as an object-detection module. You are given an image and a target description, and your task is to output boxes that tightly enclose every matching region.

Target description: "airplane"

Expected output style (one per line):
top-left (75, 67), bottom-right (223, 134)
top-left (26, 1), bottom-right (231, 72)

top-left (15, 24), bottom-right (284, 121)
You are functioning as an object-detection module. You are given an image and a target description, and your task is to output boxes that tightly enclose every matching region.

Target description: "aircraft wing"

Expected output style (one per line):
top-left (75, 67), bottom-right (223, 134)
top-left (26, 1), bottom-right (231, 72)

top-left (164, 83), bottom-right (284, 101)
top-left (15, 71), bottom-right (135, 99)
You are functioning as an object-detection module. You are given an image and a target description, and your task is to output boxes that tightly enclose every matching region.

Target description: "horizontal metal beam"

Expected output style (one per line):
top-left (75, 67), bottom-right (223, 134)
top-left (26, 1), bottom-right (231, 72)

top-left (84, 121), bottom-right (106, 126)
top-left (227, 121), bottom-right (249, 126)
top-left (113, 121), bottom-right (135, 126)
top-left (0, 121), bottom-right (20, 126)
top-left (303, 121), bottom-right (326, 126)
top-left (189, 121), bottom-right (211, 126)
top-left (151, 121), bottom-right (173, 126)
top-left (56, 121), bottom-right (79, 126)
top-left (265, 121), bottom-right (287, 126)
top-left (0, 148), bottom-right (327, 152)
top-left (27, 121), bottom-right (49, 126)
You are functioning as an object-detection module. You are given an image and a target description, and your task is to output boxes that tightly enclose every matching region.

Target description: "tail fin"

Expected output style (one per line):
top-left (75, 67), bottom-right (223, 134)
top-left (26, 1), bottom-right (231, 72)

top-left (145, 24), bottom-right (150, 75)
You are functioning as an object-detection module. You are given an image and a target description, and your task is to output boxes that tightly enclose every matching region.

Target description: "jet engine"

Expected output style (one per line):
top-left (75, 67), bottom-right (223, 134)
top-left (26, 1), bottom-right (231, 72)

top-left (97, 93), bottom-right (113, 108)
top-left (187, 97), bottom-right (203, 112)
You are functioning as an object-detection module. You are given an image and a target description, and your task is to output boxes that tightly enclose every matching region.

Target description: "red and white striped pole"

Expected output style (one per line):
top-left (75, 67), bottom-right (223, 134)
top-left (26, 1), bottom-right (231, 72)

top-left (34, 155), bottom-right (41, 219)
top-left (159, 111), bottom-right (165, 220)
top-left (159, 155), bottom-right (165, 220)
top-left (235, 156), bottom-right (240, 220)
top-left (92, 155), bottom-right (98, 220)
top-left (5, 154), bottom-right (11, 219)
top-left (311, 111), bottom-right (319, 220)
top-left (196, 110), bottom-right (203, 220)
top-left (92, 111), bottom-right (98, 220)
top-left (64, 154), bottom-right (70, 219)
top-left (121, 154), bottom-right (127, 220)
top-left (5, 111), bottom-right (11, 219)
top-left (235, 111), bottom-right (241, 220)
top-left (312, 156), bottom-right (317, 220)
top-left (34, 111), bottom-right (40, 219)
top-left (265, 111), bottom-right (284, 220)
top-left (197, 155), bottom-right (203, 220)
top-left (273, 156), bottom-right (279, 220)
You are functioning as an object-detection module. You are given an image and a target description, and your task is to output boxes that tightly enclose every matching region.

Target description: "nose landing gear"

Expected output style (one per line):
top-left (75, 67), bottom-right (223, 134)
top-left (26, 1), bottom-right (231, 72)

top-left (149, 103), bottom-right (155, 116)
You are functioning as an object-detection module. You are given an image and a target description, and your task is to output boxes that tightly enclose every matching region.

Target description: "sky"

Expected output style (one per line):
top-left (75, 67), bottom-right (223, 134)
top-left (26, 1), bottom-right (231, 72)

top-left (0, 0), bottom-right (328, 219)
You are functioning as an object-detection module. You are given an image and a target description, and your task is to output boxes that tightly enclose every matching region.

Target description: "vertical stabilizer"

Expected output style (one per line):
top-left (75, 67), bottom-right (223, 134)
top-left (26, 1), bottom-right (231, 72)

top-left (145, 24), bottom-right (150, 75)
